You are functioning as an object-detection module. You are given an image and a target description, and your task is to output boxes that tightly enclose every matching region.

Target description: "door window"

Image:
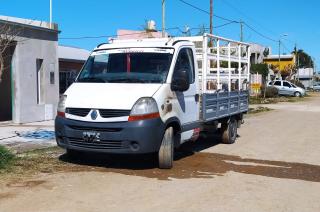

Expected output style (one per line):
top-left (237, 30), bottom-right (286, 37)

top-left (173, 48), bottom-right (195, 84)
top-left (274, 81), bottom-right (281, 86)
top-left (283, 82), bottom-right (291, 87)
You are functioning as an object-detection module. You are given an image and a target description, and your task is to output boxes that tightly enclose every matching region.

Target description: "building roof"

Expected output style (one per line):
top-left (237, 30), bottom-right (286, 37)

top-left (58, 45), bottom-right (90, 62)
top-left (0, 15), bottom-right (58, 31)
top-left (249, 43), bottom-right (267, 53)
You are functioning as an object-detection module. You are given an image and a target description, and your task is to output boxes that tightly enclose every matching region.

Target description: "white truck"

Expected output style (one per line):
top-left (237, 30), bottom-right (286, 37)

top-left (55, 33), bottom-right (251, 168)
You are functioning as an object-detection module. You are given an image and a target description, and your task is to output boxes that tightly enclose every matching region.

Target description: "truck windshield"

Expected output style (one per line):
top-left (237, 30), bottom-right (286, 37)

top-left (77, 49), bottom-right (173, 83)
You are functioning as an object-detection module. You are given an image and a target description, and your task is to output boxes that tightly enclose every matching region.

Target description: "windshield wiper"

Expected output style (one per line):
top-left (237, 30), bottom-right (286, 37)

top-left (77, 77), bottom-right (106, 83)
top-left (108, 78), bottom-right (146, 83)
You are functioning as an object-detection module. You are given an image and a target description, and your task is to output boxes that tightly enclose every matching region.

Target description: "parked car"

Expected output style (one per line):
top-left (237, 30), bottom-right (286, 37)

top-left (312, 82), bottom-right (320, 91)
top-left (267, 80), bottom-right (306, 97)
top-left (55, 34), bottom-right (251, 169)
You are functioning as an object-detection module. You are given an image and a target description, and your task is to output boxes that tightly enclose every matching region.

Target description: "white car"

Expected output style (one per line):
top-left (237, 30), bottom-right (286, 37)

top-left (312, 82), bottom-right (320, 91)
top-left (268, 80), bottom-right (306, 97)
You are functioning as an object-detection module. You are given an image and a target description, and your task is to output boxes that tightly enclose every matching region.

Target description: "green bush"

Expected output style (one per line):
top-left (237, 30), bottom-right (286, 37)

top-left (0, 145), bottom-right (15, 170)
top-left (260, 86), bottom-right (279, 98)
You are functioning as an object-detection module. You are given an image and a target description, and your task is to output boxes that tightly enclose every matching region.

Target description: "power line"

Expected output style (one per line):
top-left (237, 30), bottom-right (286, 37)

top-left (176, 0), bottom-right (280, 43)
top-left (59, 22), bottom-right (240, 40)
top-left (60, 0), bottom-right (278, 45)
top-left (176, 0), bottom-right (239, 23)
top-left (220, 0), bottom-right (296, 48)
top-left (243, 22), bottom-right (278, 43)
top-left (214, 21), bottom-right (238, 28)
top-left (220, 0), bottom-right (277, 36)
top-left (177, 0), bottom-right (209, 14)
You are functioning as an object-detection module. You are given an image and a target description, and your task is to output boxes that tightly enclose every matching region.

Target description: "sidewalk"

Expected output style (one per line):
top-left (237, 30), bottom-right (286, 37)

top-left (0, 120), bottom-right (56, 152)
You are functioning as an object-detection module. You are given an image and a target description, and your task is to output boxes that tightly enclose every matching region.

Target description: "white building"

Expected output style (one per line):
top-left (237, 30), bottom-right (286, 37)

top-left (296, 68), bottom-right (314, 88)
top-left (0, 15), bottom-right (59, 123)
top-left (249, 43), bottom-right (268, 64)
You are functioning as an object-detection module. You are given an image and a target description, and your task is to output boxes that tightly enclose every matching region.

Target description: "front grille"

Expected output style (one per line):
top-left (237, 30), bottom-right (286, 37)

top-left (67, 125), bottom-right (122, 132)
top-left (68, 137), bottom-right (124, 149)
top-left (99, 109), bottom-right (130, 118)
top-left (66, 108), bottom-right (130, 118)
top-left (66, 108), bottom-right (91, 117)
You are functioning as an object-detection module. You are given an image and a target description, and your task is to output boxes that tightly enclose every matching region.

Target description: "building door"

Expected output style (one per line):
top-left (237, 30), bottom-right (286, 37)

top-left (0, 44), bottom-right (15, 121)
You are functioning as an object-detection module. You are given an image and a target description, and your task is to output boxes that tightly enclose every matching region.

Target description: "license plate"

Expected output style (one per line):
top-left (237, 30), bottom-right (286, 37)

top-left (82, 131), bottom-right (100, 142)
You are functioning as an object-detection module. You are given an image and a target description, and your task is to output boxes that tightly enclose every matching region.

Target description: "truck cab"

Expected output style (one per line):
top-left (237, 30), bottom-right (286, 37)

top-left (55, 34), bottom-right (250, 168)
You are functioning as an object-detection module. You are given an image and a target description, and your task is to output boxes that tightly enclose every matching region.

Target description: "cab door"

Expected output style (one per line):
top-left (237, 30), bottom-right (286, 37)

top-left (282, 81), bottom-right (293, 95)
top-left (171, 47), bottom-right (199, 127)
top-left (273, 81), bottom-right (284, 95)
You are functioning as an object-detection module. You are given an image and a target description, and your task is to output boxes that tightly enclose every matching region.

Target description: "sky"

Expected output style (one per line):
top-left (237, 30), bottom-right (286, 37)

top-left (1, 0), bottom-right (320, 71)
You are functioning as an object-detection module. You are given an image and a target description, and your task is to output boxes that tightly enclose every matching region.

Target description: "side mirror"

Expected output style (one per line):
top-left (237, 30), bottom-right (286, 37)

top-left (171, 69), bottom-right (190, 92)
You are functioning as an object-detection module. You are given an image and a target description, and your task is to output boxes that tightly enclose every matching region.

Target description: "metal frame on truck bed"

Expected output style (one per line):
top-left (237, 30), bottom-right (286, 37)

top-left (185, 34), bottom-right (250, 121)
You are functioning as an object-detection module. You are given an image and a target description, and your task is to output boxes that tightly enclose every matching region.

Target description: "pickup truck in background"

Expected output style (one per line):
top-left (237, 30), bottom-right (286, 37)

top-left (55, 33), bottom-right (251, 168)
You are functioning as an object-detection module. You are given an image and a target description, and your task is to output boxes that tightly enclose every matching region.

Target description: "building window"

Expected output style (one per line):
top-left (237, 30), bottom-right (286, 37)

top-left (59, 70), bottom-right (78, 94)
top-left (49, 63), bottom-right (55, 85)
top-left (50, 72), bottom-right (55, 84)
top-left (36, 59), bottom-right (44, 104)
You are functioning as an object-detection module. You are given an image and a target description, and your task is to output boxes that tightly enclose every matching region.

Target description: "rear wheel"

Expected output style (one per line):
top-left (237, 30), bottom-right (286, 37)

top-left (221, 118), bottom-right (237, 144)
top-left (158, 127), bottom-right (174, 169)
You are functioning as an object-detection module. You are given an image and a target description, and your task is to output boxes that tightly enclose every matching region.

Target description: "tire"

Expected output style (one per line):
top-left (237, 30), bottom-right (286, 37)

top-left (158, 127), bottom-right (174, 169)
top-left (221, 118), bottom-right (237, 144)
top-left (294, 92), bottom-right (301, 97)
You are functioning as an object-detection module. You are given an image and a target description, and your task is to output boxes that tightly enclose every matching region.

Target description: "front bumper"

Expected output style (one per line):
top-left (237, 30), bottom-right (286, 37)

top-left (55, 116), bottom-right (165, 154)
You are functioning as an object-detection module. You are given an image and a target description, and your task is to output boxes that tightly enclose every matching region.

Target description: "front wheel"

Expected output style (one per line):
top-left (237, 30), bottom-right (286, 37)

top-left (221, 118), bottom-right (237, 144)
top-left (294, 92), bottom-right (301, 97)
top-left (158, 127), bottom-right (174, 169)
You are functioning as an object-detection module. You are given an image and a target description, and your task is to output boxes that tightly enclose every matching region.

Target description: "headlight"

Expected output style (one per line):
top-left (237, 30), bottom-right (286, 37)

top-left (57, 95), bottom-right (67, 117)
top-left (128, 97), bottom-right (159, 121)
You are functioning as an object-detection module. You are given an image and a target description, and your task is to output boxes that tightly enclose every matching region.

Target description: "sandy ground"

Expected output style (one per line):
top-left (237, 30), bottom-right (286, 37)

top-left (1, 94), bottom-right (320, 212)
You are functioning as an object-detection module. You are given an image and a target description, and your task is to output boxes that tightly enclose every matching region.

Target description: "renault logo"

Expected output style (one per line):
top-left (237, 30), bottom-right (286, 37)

top-left (91, 110), bottom-right (98, 120)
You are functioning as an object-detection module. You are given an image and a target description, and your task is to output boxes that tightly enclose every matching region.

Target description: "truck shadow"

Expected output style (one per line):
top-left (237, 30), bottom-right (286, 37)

top-left (59, 135), bottom-right (320, 182)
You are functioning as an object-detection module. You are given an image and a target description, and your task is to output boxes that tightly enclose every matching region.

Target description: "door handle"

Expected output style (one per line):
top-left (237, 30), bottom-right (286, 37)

top-left (195, 94), bottom-right (200, 102)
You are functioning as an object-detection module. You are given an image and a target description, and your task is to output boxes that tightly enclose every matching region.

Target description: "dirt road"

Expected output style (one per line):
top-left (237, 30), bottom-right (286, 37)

top-left (1, 94), bottom-right (320, 212)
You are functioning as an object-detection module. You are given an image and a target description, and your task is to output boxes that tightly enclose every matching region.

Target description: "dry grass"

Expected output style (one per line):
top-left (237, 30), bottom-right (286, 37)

top-left (249, 95), bottom-right (309, 105)
top-left (0, 147), bottom-right (67, 182)
top-left (248, 106), bottom-right (273, 114)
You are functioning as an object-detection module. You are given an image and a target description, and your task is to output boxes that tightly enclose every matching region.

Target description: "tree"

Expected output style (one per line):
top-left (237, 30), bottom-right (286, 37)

top-left (0, 22), bottom-right (19, 82)
top-left (294, 49), bottom-right (314, 68)
top-left (250, 63), bottom-right (269, 98)
top-left (263, 47), bottom-right (270, 57)
top-left (250, 63), bottom-right (269, 78)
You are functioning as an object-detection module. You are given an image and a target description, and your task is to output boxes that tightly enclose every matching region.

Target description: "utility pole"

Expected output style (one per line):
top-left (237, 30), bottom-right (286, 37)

top-left (294, 43), bottom-right (297, 66)
top-left (240, 20), bottom-right (243, 42)
top-left (50, 0), bottom-right (52, 28)
top-left (210, 0), bottom-right (213, 35)
top-left (278, 40), bottom-right (281, 71)
top-left (162, 0), bottom-right (165, 37)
